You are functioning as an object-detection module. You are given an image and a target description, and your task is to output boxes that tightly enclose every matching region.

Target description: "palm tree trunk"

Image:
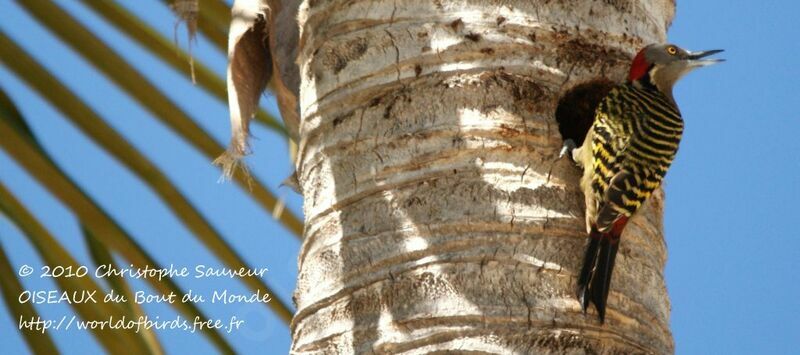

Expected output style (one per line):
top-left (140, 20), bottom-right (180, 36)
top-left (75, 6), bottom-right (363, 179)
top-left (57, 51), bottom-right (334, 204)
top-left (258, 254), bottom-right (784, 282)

top-left (292, 0), bottom-right (675, 353)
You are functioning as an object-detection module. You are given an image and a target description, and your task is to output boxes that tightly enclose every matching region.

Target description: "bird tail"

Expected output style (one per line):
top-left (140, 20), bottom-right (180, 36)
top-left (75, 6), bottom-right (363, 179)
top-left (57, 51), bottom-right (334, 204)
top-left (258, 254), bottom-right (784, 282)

top-left (576, 225), bottom-right (621, 323)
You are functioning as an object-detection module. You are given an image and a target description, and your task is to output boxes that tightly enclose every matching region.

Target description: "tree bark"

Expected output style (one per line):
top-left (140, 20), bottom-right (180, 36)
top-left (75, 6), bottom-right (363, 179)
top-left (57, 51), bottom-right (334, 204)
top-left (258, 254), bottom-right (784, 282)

top-left (292, 1), bottom-right (675, 353)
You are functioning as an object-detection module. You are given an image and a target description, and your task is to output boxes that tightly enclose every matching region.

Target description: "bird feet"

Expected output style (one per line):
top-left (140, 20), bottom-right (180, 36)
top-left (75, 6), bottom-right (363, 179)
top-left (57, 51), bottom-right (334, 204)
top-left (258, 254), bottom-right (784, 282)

top-left (559, 139), bottom-right (577, 160)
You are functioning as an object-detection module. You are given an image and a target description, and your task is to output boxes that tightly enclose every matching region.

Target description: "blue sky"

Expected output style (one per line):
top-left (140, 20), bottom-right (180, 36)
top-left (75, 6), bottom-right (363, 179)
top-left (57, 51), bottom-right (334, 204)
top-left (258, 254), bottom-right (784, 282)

top-left (663, 1), bottom-right (799, 353)
top-left (0, 1), bottom-right (798, 354)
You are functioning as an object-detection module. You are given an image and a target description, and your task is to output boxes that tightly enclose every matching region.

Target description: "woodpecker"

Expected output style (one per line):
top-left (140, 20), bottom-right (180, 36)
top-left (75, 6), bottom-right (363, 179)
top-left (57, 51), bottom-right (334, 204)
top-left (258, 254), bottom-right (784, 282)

top-left (561, 43), bottom-right (723, 323)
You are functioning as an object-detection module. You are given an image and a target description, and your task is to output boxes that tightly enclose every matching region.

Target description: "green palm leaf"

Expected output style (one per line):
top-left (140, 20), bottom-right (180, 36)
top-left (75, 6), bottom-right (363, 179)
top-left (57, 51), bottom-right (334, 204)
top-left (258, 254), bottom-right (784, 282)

top-left (0, 241), bottom-right (58, 355)
top-left (84, 226), bottom-right (165, 355)
top-left (9, 1), bottom-right (304, 238)
top-left (0, 183), bottom-right (154, 354)
top-left (0, 32), bottom-right (294, 325)
top-left (197, 0), bottom-right (234, 35)
top-left (0, 2), bottom-right (303, 352)
top-left (79, 0), bottom-right (285, 133)
top-left (165, 0), bottom-right (228, 51)
top-left (0, 89), bottom-right (237, 354)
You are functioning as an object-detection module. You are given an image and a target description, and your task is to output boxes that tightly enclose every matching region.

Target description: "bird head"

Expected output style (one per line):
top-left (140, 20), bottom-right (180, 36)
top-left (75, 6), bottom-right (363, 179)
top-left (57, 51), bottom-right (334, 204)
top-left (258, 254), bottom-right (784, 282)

top-left (629, 43), bottom-right (724, 101)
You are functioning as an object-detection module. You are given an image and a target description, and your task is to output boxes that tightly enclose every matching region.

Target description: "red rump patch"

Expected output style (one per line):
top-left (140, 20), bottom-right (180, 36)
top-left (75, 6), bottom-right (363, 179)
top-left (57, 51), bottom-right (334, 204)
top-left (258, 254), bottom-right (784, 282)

top-left (610, 216), bottom-right (629, 240)
top-left (629, 48), bottom-right (650, 82)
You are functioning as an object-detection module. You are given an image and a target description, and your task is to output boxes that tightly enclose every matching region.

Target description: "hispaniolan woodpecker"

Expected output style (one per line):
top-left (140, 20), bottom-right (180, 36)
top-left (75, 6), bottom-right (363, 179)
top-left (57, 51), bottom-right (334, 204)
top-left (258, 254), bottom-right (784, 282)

top-left (561, 43), bottom-right (724, 323)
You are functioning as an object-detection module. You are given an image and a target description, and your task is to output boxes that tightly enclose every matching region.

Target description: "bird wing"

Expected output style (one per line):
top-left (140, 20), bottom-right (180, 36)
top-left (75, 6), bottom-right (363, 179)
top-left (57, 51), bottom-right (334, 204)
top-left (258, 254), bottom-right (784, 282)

top-left (589, 109), bottom-right (631, 220)
top-left (595, 125), bottom-right (673, 232)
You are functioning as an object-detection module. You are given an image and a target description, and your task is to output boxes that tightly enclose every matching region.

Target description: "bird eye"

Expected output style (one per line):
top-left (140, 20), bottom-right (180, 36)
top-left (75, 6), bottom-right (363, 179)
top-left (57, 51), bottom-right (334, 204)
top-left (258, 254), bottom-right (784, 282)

top-left (666, 46), bottom-right (677, 55)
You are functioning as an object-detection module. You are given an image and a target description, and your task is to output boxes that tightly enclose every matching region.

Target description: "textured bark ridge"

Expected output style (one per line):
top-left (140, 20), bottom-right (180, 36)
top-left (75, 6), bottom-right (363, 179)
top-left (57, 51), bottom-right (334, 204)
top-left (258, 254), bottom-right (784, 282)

top-left (293, 1), bottom-right (675, 353)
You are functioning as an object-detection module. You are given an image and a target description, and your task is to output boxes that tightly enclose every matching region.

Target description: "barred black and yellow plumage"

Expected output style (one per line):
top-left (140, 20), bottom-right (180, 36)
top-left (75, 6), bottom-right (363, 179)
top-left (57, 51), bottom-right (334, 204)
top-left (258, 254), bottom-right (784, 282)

top-left (568, 43), bottom-right (723, 323)
top-left (590, 83), bottom-right (683, 228)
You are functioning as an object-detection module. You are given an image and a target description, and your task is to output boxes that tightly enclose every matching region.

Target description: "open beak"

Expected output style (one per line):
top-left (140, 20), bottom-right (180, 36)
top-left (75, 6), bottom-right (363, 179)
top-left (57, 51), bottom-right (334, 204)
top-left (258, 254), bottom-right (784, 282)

top-left (686, 49), bottom-right (725, 67)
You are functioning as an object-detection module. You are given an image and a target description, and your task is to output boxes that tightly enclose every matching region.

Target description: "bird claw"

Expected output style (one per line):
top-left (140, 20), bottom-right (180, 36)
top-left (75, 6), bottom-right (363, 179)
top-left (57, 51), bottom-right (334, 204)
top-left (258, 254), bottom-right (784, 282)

top-left (559, 139), bottom-right (577, 160)
top-left (280, 171), bottom-right (302, 194)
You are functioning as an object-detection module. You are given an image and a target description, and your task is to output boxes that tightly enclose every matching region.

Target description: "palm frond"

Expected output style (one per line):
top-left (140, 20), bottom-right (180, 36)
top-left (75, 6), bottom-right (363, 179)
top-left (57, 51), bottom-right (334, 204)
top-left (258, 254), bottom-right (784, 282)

top-left (79, 0), bottom-right (285, 133)
top-left (0, 183), bottom-right (154, 354)
top-left (0, 241), bottom-right (59, 355)
top-left (9, 2), bottom-right (304, 238)
top-left (0, 32), bottom-right (295, 324)
top-left (198, 0), bottom-right (234, 33)
top-left (84, 226), bottom-right (164, 355)
top-left (164, 0), bottom-right (227, 51)
top-left (0, 89), bottom-right (238, 354)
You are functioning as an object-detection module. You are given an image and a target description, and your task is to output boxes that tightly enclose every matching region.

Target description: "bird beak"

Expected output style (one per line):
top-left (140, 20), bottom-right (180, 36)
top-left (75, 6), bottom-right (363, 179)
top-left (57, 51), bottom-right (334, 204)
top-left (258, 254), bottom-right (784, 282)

top-left (685, 49), bottom-right (725, 67)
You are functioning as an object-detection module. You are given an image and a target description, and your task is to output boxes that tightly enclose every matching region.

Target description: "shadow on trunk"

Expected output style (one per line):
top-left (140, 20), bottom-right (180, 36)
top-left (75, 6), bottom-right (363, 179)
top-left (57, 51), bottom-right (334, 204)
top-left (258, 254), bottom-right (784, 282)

top-left (289, 0), bottom-right (675, 353)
